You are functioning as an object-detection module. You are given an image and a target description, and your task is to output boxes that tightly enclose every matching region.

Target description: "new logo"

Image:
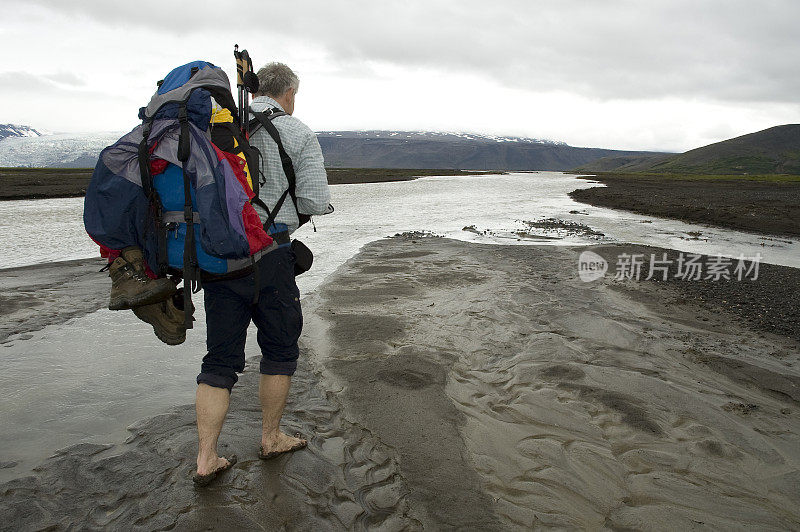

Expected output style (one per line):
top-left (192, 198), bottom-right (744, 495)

top-left (578, 251), bottom-right (608, 282)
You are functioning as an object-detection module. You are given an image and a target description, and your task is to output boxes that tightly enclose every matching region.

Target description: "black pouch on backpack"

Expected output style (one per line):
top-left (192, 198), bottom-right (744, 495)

top-left (291, 239), bottom-right (313, 277)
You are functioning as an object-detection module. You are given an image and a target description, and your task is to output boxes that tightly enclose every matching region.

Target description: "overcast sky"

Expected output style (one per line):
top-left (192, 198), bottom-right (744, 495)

top-left (1, 0), bottom-right (798, 152)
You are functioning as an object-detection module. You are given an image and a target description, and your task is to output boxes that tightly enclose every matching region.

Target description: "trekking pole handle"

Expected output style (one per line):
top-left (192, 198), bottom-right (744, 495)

top-left (234, 44), bottom-right (244, 87)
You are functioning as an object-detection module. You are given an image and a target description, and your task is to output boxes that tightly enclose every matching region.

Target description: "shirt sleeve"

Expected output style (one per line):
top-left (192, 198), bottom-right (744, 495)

top-left (293, 129), bottom-right (331, 215)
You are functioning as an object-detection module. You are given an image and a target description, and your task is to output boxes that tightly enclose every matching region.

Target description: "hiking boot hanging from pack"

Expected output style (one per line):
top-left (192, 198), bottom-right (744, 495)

top-left (132, 293), bottom-right (189, 345)
top-left (108, 246), bottom-right (177, 310)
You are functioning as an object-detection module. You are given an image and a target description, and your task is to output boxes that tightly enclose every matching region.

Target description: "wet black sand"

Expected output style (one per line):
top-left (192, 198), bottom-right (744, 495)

top-left (1, 237), bottom-right (798, 529)
top-left (1, 351), bottom-right (419, 530)
top-left (0, 168), bottom-right (94, 201)
top-left (569, 173), bottom-right (800, 238)
top-left (0, 257), bottom-right (108, 342)
top-left (584, 244), bottom-right (800, 343)
top-left (309, 237), bottom-right (800, 528)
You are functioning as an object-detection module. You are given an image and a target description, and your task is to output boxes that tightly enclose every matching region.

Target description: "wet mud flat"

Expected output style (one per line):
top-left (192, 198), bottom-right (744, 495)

top-left (0, 257), bottom-right (108, 342)
top-left (584, 244), bottom-right (800, 343)
top-left (463, 218), bottom-right (606, 242)
top-left (314, 236), bottom-right (800, 529)
top-left (2, 237), bottom-right (800, 529)
top-left (0, 168), bottom-right (93, 201)
top-left (0, 349), bottom-right (418, 530)
top-left (569, 173), bottom-right (800, 238)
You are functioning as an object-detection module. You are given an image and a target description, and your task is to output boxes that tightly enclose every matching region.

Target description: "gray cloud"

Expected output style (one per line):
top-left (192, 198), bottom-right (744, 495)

top-left (0, 71), bottom-right (89, 93)
top-left (43, 71), bottom-right (86, 86)
top-left (25, 0), bottom-right (800, 104)
top-left (0, 71), bottom-right (59, 93)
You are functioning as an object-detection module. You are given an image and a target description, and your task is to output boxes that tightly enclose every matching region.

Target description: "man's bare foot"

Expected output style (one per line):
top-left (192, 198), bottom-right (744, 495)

top-left (196, 455), bottom-right (233, 476)
top-left (259, 431), bottom-right (307, 460)
top-left (192, 454), bottom-right (237, 487)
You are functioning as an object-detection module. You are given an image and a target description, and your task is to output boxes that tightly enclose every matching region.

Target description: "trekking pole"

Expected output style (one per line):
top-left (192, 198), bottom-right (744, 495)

top-left (234, 44), bottom-right (245, 133)
top-left (234, 45), bottom-right (259, 135)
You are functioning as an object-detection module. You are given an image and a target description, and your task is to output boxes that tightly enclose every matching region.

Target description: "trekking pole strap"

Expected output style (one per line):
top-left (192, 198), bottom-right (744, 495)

top-left (249, 141), bottom-right (262, 197)
top-left (138, 121), bottom-right (153, 197)
top-left (177, 103), bottom-right (196, 330)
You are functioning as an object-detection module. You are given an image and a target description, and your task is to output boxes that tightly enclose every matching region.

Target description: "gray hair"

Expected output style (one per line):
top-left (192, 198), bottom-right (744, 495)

top-left (255, 62), bottom-right (299, 98)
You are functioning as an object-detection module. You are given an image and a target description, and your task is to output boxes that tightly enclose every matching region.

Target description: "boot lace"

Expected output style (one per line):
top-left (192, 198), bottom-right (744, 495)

top-left (117, 259), bottom-right (151, 284)
top-left (129, 268), bottom-right (150, 284)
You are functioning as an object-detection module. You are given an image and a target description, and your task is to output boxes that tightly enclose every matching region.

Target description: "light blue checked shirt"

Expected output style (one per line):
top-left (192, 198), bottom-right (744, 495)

top-left (249, 96), bottom-right (331, 234)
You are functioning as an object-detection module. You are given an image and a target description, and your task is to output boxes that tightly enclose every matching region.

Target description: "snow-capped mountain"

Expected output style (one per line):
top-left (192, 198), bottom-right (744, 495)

top-left (315, 130), bottom-right (567, 146)
top-left (315, 131), bottom-right (657, 171)
top-left (0, 124), bottom-right (44, 142)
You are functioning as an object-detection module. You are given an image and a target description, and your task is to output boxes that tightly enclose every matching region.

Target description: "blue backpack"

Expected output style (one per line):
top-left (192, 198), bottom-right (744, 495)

top-left (84, 61), bottom-right (274, 328)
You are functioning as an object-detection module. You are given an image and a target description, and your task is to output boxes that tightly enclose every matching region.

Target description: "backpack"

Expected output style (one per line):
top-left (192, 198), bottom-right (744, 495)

top-left (84, 60), bottom-right (276, 328)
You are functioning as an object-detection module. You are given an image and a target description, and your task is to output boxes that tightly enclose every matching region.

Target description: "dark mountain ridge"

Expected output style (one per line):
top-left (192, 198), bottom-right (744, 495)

top-left (316, 131), bottom-right (666, 171)
top-left (574, 124), bottom-right (800, 175)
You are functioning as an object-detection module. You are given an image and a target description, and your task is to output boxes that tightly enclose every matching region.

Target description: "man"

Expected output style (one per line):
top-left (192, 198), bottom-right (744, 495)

top-left (193, 62), bottom-right (331, 485)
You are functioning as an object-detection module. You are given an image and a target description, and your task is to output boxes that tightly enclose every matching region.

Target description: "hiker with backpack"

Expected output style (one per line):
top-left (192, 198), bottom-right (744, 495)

top-left (194, 62), bottom-right (331, 485)
top-left (84, 58), bottom-right (332, 487)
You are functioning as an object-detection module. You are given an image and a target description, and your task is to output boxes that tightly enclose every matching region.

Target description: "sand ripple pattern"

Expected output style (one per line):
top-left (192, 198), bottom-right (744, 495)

top-left (314, 236), bottom-right (800, 530)
top-left (0, 350), bottom-right (418, 530)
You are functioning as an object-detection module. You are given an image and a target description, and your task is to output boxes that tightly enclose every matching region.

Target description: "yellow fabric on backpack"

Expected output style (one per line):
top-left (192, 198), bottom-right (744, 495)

top-left (210, 106), bottom-right (253, 190)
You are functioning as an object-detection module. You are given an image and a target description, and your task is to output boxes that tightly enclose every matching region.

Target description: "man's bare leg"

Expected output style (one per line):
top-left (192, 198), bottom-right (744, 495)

top-left (260, 374), bottom-right (306, 452)
top-left (196, 383), bottom-right (233, 475)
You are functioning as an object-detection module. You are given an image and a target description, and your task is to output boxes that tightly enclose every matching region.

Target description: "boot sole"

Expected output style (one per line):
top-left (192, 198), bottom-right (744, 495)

top-left (153, 329), bottom-right (186, 346)
top-left (132, 308), bottom-right (186, 346)
top-left (109, 286), bottom-right (177, 311)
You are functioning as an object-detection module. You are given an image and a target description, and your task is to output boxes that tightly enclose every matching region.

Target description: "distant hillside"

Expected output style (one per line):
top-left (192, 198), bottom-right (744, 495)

top-left (572, 153), bottom-right (674, 173)
top-left (575, 124), bottom-right (800, 174)
top-left (317, 131), bottom-right (665, 171)
top-left (0, 124), bottom-right (43, 141)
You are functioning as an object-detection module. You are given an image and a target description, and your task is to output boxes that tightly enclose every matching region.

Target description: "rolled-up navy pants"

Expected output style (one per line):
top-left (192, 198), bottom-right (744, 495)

top-left (197, 246), bottom-right (301, 391)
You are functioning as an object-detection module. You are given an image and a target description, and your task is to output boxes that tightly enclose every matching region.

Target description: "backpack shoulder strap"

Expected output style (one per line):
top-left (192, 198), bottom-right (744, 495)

top-left (248, 107), bottom-right (311, 230)
top-left (251, 108), bottom-right (295, 187)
